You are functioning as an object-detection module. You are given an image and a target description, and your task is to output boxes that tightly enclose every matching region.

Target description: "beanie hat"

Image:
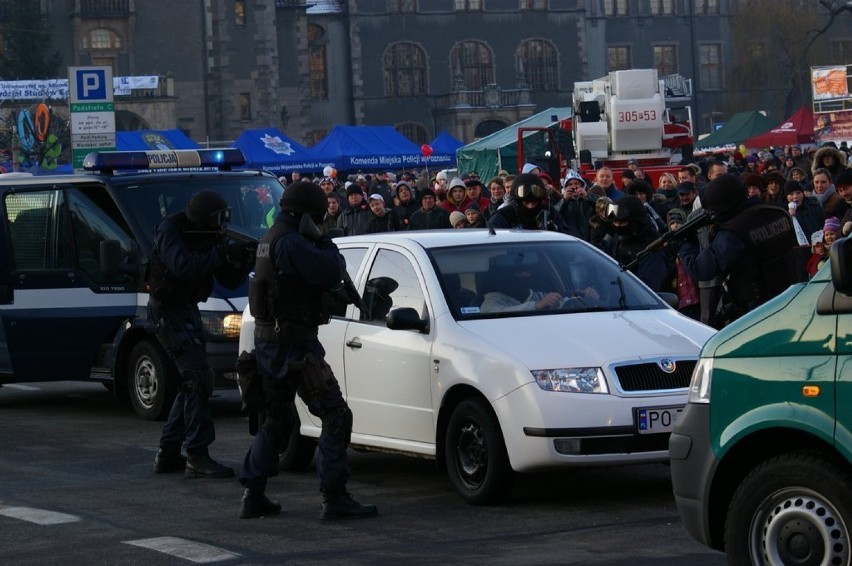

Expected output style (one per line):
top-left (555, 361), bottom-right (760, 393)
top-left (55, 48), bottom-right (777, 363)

top-left (811, 230), bottom-right (824, 245)
top-left (563, 169), bottom-right (585, 187)
top-left (521, 162), bottom-right (541, 174)
top-left (436, 170), bottom-right (448, 181)
top-left (449, 211), bottom-right (466, 226)
top-left (782, 180), bottom-right (803, 196)
top-left (420, 187), bottom-right (436, 202)
top-left (834, 170), bottom-right (852, 187)
top-left (823, 216), bottom-right (841, 233)
top-left (744, 173), bottom-right (766, 190)
top-left (622, 169), bottom-right (636, 180)
top-left (667, 208), bottom-right (687, 225)
top-left (346, 184), bottom-right (363, 196)
top-left (465, 201), bottom-right (480, 213)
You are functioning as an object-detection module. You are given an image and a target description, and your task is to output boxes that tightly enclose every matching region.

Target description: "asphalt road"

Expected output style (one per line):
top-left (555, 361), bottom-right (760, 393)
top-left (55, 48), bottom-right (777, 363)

top-left (0, 381), bottom-right (727, 565)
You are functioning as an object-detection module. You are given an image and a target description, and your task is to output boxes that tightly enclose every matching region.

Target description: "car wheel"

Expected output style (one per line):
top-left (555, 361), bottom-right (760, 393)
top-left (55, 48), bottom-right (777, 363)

top-left (445, 398), bottom-right (514, 505)
top-left (724, 451), bottom-right (852, 566)
top-left (278, 405), bottom-right (316, 471)
top-left (128, 340), bottom-right (177, 421)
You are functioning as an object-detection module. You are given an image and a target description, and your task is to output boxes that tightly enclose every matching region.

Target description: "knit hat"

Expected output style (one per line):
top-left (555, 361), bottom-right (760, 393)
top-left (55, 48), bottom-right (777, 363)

top-left (465, 201), bottom-right (480, 213)
top-left (834, 170), bottom-right (852, 187)
top-left (449, 211), bottom-right (466, 226)
top-left (823, 216), bottom-right (841, 233)
top-left (667, 208), bottom-right (687, 225)
top-left (811, 230), bottom-right (824, 245)
top-left (521, 162), bottom-right (541, 174)
top-left (676, 181), bottom-right (697, 194)
top-left (436, 170), bottom-right (448, 181)
top-left (393, 180), bottom-right (411, 196)
top-left (346, 184), bottom-right (363, 196)
top-left (782, 180), bottom-right (804, 196)
top-left (420, 187), bottom-right (436, 201)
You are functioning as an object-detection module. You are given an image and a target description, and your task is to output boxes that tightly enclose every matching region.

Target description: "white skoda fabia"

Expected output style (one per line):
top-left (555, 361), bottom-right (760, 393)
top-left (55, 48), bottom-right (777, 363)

top-left (239, 229), bottom-right (715, 504)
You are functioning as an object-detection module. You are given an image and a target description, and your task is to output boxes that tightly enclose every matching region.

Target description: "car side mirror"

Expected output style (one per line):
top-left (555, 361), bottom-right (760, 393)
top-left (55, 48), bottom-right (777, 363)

top-left (386, 307), bottom-right (429, 333)
top-left (830, 237), bottom-right (852, 295)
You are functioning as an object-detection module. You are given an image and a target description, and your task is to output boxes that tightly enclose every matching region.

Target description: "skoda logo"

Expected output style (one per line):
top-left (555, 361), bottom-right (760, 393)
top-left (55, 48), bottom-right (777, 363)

top-left (659, 359), bottom-right (676, 374)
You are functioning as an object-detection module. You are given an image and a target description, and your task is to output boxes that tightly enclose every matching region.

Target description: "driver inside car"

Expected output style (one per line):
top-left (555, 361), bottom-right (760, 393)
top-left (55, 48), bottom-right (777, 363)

top-left (479, 265), bottom-right (598, 312)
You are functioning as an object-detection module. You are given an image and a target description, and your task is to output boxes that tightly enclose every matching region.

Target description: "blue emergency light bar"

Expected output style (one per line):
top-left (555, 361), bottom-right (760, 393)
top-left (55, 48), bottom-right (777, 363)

top-left (82, 148), bottom-right (246, 174)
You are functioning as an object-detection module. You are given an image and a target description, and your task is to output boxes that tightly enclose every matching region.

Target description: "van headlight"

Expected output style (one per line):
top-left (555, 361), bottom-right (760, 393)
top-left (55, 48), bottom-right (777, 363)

top-left (201, 311), bottom-right (242, 339)
top-left (531, 368), bottom-right (608, 394)
top-left (688, 358), bottom-right (713, 404)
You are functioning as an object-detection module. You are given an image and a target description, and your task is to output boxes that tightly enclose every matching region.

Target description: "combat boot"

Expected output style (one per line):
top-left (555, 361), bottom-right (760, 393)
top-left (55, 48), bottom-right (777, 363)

top-left (153, 448), bottom-right (186, 474)
top-left (184, 451), bottom-right (234, 479)
top-left (239, 489), bottom-right (282, 519)
top-left (320, 490), bottom-right (378, 520)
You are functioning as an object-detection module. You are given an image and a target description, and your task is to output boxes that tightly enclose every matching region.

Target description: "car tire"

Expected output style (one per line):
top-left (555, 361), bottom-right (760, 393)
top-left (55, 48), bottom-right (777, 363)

top-left (445, 398), bottom-right (514, 505)
top-left (724, 451), bottom-right (852, 566)
top-left (278, 406), bottom-right (316, 471)
top-left (128, 340), bottom-right (178, 421)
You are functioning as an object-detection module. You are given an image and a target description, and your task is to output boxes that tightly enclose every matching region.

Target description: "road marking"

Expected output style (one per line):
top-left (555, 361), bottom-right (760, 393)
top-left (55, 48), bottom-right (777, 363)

top-left (123, 537), bottom-right (240, 563)
top-left (2, 384), bottom-right (40, 391)
top-left (0, 506), bottom-right (80, 525)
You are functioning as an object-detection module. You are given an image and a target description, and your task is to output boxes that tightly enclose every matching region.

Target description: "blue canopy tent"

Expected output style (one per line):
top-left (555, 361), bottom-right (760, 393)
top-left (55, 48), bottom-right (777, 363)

top-left (425, 131), bottom-right (463, 167)
top-left (232, 128), bottom-right (332, 174)
top-left (116, 129), bottom-right (200, 151)
top-left (311, 125), bottom-right (422, 171)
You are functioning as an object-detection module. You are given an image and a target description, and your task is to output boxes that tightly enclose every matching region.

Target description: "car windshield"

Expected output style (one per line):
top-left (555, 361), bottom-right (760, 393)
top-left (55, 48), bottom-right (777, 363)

top-left (110, 175), bottom-right (284, 246)
top-left (429, 241), bottom-right (666, 319)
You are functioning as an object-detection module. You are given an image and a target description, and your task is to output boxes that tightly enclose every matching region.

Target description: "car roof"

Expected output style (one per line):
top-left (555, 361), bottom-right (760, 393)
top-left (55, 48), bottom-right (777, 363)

top-left (336, 229), bottom-right (580, 249)
top-left (0, 169), bottom-right (275, 188)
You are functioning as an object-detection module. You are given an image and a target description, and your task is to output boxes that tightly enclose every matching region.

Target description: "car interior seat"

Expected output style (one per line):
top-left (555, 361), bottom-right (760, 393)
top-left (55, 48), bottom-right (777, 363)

top-left (444, 273), bottom-right (477, 309)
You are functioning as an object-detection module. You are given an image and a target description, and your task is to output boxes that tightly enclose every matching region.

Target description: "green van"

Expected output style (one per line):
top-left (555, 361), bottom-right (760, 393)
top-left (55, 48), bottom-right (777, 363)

top-left (670, 237), bottom-right (852, 566)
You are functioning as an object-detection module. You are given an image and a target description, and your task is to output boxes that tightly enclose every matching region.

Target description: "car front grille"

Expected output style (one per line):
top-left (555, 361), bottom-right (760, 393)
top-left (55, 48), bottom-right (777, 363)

top-left (614, 360), bottom-right (696, 392)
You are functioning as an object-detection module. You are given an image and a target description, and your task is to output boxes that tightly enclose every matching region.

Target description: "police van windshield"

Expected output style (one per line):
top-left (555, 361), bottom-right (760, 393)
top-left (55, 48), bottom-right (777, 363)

top-left (430, 241), bottom-right (666, 319)
top-left (112, 176), bottom-right (283, 247)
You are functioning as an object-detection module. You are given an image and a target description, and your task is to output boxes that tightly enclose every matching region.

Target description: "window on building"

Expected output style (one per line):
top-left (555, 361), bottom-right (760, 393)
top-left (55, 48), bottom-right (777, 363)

top-left (240, 93), bottom-right (251, 120)
top-left (387, 0), bottom-right (417, 12)
top-left (603, 0), bottom-right (628, 16)
top-left (308, 24), bottom-right (328, 99)
top-left (82, 28), bottom-right (122, 50)
top-left (694, 0), bottom-right (719, 15)
top-left (454, 0), bottom-right (483, 11)
top-left (397, 123), bottom-right (429, 146)
top-left (0, 33), bottom-right (6, 56)
top-left (235, 0), bottom-right (245, 26)
top-left (607, 46), bottom-right (631, 72)
top-left (520, 0), bottom-right (547, 9)
top-left (654, 45), bottom-right (677, 77)
top-left (832, 40), bottom-right (852, 62)
top-left (649, 0), bottom-right (675, 15)
top-left (516, 39), bottom-right (557, 92)
top-left (699, 44), bottom-right (722, 89)
top-left (383, 42), bottom-right (427, 96)
top-left (451, 41), bottom-right (494, 90)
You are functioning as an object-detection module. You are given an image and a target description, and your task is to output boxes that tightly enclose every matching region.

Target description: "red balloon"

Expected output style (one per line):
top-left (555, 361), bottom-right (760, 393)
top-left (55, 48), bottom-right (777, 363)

top-left (420, 144), bottom-right (433, 157)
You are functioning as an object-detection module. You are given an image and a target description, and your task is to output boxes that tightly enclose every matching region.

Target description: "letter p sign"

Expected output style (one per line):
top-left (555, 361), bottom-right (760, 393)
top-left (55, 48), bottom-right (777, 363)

top-left (76, 69), bottom-right (106, 100)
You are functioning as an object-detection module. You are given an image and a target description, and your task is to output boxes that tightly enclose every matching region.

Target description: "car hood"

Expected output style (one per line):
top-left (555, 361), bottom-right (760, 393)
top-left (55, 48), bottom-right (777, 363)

top-left (458, 310), bottom-right (714, 369)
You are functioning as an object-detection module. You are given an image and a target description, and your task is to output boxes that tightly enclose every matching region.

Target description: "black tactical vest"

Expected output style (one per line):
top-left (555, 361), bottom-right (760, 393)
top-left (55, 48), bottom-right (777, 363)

top-left (147, 212), bottom-right (216, 305)
top-left (719, 203), bottom-right (803, 313)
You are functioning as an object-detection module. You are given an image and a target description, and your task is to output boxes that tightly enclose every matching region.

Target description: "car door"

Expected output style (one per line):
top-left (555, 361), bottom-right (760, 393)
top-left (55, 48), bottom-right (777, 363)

top-left (837, 308), bottom-right (851, 448)
top-left (342, 245), bottom-right (435, 445)
top-left (0, 184), bottom-right (136, 381)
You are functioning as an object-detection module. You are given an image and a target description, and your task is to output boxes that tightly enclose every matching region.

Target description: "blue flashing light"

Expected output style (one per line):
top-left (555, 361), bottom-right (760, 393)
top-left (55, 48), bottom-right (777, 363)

top-left (83, 148), bottom-right (246, 173)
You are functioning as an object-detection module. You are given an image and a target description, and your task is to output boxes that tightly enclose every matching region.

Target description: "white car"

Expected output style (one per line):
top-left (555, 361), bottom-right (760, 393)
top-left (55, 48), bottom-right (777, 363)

top-left (239, 229), bottom-right (715, 504)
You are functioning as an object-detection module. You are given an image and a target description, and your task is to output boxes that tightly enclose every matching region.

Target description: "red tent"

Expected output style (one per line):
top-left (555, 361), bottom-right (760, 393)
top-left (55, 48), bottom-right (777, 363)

top-left (745, 106), bottom-right (815, 148)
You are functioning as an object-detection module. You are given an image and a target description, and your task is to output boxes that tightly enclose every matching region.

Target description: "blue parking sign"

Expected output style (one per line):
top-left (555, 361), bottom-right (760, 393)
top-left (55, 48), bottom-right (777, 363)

top-left (76, 69), bottom-right (107, 100)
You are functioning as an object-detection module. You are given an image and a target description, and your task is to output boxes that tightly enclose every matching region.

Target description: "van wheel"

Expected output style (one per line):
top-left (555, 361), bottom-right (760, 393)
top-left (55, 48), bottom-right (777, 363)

top-left (445, 399), bottom-right (514, 505)
top-left (725, 451), bottom-right (852, 566)
top-left (278, 406), bottom-right (316, 471)
top-left (128, 340), bottom-right (177, 421)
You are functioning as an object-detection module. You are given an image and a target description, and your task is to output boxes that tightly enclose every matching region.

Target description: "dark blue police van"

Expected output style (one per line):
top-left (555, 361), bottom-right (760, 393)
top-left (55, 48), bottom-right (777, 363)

top-left (0, 149), bottom-right (282, 419)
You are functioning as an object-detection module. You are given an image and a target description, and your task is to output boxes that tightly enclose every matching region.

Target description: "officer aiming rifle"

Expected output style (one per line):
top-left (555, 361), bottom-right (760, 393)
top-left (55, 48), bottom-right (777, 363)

top-left (621, 209), bottom-right (717, 272)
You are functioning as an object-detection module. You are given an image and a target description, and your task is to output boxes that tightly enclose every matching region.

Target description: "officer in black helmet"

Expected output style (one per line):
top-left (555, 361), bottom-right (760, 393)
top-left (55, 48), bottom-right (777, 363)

top-left (487, 173), bottom-right (562, 230)
top-left (678, 173), bottom-right (805, 325)
top-left (149, 189), bottom-right (249, 478)
top-left (607, 194), bottom-right (668, 292)
top-left (238, 180), bottom-right (378, 521)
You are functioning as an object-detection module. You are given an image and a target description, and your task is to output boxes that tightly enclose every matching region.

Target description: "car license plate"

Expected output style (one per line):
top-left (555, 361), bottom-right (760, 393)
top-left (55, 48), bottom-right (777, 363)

top-left (636, 406), bottom-right (683, 434)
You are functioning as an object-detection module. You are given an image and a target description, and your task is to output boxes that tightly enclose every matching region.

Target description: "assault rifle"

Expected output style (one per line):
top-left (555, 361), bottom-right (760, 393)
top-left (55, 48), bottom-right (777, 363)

top-left (301, 216), bottom-right (364, 311)
top-left (621, 209), bottom-right (717, 272)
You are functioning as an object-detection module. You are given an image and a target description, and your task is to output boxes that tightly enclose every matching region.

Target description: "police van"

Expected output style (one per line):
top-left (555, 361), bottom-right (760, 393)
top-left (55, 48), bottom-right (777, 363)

top-left (0, 149), bottom-right (283, 419)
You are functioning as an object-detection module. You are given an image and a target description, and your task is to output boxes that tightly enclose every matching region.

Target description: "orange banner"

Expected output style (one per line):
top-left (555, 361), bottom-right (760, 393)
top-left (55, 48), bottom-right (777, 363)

top-left (812, 66), bottom-right (849, 101)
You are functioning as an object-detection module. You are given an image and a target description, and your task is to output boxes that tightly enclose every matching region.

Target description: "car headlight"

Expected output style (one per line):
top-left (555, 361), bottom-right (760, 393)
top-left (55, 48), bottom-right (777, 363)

top-left (687, 358), bottom-right (713, 404)
top-left (201, 311), bottom-right (242, 339)
top-left (531, 367), bottom-right (608, 394)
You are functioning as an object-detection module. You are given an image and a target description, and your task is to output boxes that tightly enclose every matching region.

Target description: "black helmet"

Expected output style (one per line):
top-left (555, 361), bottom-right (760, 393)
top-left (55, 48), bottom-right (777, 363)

top-left (280, 180), bottom-right (327, 219)
top-left (186, 190), bottom-right (230, 228)
top-left (607, 194), bottom-right (646, 223)
top-left (513, 173), bottom-right (547, 203)
top-left (703, 174), bottom-right (747, 216)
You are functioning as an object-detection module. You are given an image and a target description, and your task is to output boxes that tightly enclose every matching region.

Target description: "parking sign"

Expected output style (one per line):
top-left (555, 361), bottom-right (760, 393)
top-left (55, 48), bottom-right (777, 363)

top-left (68, 66), bottom-right (115, 168)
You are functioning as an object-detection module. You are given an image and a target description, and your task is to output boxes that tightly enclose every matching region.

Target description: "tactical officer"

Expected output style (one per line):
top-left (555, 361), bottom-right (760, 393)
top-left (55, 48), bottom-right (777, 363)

top-left (150, 190), bottom-right (251, 478)
top-left (606, 194), bottom-right (668, 292)
top-left (238, 180), bottom-right (378, 521)
top-left (678, 174), bottom-right (805, 324)
top-left (487, 173), bottom-right (561, 230)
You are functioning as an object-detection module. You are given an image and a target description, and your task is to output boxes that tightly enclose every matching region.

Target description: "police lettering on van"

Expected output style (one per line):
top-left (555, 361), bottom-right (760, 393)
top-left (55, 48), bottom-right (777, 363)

top-left (0, 149), bottom-right (281, 419)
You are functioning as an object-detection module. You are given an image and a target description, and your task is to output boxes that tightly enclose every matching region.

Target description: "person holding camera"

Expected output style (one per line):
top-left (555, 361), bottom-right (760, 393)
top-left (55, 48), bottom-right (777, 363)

top-left (238, 181), bottom-right (378, 521)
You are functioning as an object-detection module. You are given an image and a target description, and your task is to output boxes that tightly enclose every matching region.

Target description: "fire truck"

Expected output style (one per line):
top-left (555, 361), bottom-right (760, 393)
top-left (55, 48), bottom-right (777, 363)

top-left (572, 69), bottom-right (694, 187)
